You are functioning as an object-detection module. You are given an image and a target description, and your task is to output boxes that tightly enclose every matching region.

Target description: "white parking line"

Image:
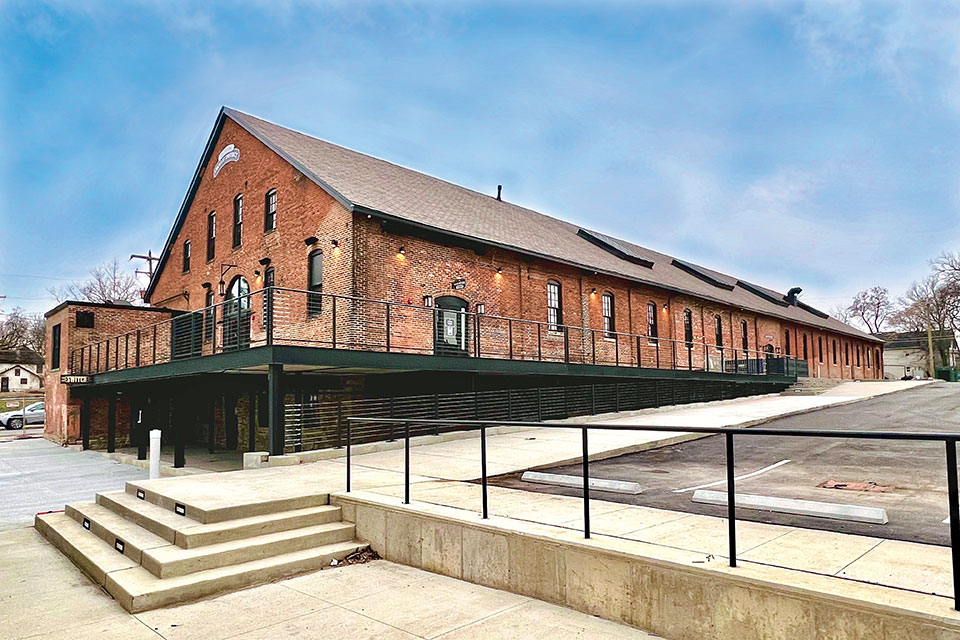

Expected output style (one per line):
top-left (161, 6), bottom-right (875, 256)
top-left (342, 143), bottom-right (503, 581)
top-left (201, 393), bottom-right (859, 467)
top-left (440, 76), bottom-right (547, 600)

top-left (672, 459), bottom-right (792, 493)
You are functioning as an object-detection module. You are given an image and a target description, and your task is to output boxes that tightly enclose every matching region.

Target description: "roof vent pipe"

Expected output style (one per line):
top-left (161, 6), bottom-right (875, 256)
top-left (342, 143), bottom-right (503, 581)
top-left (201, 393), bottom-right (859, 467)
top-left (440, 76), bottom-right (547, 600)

top-left (786, 287), bottom-right (802, 305)
top-left (496, 185), bottom-right (502, 201)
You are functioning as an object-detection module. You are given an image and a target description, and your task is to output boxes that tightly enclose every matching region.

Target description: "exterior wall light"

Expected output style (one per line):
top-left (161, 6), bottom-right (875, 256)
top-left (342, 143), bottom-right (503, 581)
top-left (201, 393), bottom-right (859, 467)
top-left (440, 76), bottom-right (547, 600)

top-left (258, 257), bottom-right (271, 266)
top-left (497, 267), bottom-right (503, 274)
top-left (423, 295), bottom-right (433, 307)
top-left (398, 246), bottom-right (405, 256)
top-left (591, 288), bottom-right (597, 295)
top-left (304, 236), bottom-right (318, 247)
top-left (663, 303), bottom-right (668, 312)
top-left (331, 239), bottom-right (339, 248)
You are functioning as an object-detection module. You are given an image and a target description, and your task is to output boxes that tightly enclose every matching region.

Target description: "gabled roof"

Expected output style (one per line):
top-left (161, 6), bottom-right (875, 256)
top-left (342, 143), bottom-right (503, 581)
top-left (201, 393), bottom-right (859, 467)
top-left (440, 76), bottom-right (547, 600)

top-left (0, 365), bottom-right (42, 379)
top-left (0, 349), bottom-right (43, 366)
top-left (146, 107), bottom-right (880, 343)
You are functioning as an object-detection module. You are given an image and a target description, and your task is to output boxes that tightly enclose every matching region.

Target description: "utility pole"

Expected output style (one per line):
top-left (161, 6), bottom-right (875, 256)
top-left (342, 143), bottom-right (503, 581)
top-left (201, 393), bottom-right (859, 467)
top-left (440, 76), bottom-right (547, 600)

top-left (130, 250), bottom-right (159, 280)
top-left (927, 323), bottom-right (936, 379)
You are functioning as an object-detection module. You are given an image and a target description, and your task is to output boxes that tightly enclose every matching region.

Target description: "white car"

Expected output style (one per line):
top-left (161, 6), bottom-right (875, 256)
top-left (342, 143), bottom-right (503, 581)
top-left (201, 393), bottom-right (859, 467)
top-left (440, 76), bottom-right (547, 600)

top-left (0, 401), bottom-right (45, 430)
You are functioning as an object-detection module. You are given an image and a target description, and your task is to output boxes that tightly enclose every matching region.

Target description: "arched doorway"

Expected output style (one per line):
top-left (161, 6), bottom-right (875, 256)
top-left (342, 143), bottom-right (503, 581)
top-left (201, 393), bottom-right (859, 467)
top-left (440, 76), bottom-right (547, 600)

top-left (434, 296), bottom-right (469, 356)
top-left (224, 275), bottom-right (251, 350)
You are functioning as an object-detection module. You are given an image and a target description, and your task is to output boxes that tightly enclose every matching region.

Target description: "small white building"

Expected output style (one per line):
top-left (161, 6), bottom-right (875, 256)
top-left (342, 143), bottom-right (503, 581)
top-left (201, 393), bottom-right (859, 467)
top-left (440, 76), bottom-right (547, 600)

top-left (0, 349), bottom-right (44, 393)
top-left (874, 330), bottom-right (959, 379)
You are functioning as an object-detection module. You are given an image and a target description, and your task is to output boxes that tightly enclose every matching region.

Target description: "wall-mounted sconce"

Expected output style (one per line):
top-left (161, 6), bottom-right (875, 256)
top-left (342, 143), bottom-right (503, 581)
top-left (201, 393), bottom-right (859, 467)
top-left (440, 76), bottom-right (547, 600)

top-left (304, 236), bottom-right (318, 247)
top-left (254, 270), bottom-right (261, 278)
top-left (476, 303), bottom-right (485, 314)
top-left (496, 267), bottom-right (503, 274)
top-left (423, 295), bottom-right (433, 307)
top-left (398, 246), bottom-right (405, 256)
top-left (662, 303), bottom-right (668, 312)
top-left (218, 280), bottom-right (226, 296)
top-left (201, 282), bottom-right (211, 290)
top-left (258, 257), bottom-right (271, 267)
top-left (331, 239), bottom-right (339, 248)
top-left (591, 288), bottom-right (597, 295)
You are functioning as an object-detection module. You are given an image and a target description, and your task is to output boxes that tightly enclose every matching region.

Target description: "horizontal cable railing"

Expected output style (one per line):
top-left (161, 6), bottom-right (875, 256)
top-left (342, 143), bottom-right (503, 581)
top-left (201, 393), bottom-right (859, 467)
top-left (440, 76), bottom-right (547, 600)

top-left (71, 286), bottom-right (813, 377)
top-left (282, 379), bottom-right (777, 454)
top-left (346, 416), bottom-right (960, 610)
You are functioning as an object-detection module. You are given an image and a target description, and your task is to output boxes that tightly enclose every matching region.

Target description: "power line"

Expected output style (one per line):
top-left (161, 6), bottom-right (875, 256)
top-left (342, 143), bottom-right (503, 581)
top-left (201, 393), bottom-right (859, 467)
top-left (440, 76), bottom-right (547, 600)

top-left (0, 273), bottom-right (75, 281)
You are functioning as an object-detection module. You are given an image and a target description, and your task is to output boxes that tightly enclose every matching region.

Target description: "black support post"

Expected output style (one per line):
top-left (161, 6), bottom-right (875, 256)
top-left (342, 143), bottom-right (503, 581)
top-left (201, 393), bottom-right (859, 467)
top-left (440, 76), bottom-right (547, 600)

top-left (726, 432), bottom-right (737, 567)
top-left (107, 396), bottom-right (117, 453)
top-left (582, 426), bottom-right (591, 539)
top-left (81, 396), bottom-right (91, 450)
top-left (946, 439), bottom-right (960, 610)
top-left (268, 364), bottom-right (284, 456)
top-left (173, 394), bottom-right (185, 468)
top-left (248, 391), bottom-right (256, 452)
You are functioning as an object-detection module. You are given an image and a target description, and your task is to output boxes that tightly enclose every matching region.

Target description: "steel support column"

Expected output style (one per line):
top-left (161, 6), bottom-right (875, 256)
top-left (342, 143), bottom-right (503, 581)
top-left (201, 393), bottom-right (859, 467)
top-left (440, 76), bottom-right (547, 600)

top-left (268, 363), bottom-right (284, 456)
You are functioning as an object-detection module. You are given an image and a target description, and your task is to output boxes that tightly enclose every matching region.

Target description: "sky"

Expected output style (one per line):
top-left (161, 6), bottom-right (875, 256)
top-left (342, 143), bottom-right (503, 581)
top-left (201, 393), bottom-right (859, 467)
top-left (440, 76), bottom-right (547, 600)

top-left (1, 0), bottom-right (959, 318)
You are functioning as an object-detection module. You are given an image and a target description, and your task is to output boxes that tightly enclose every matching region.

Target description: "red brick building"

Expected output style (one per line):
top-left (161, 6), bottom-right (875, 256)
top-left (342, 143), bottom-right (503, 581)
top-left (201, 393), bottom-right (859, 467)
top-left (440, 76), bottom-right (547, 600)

top-left (44, 107), bottom-right (882, 464)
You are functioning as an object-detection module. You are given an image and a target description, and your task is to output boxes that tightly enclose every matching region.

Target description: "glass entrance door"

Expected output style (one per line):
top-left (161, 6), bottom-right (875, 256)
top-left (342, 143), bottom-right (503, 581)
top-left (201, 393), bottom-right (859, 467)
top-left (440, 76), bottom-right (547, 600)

top-left (434, 296), bottom-right (468, 356)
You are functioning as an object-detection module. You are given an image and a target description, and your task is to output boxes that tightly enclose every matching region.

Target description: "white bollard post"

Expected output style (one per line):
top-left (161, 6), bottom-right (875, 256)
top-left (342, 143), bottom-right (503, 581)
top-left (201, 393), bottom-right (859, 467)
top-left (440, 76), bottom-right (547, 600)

top-left (149, 429), bottom-right (161, 479)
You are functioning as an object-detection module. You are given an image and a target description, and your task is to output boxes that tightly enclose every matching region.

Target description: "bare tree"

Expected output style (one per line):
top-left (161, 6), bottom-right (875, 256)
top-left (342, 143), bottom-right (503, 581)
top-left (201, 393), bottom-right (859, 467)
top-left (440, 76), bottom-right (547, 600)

top-left (0, 308), bottom-right (45, 355)
top-left (48, 259), bottom-right (143, 304)
top-left (889, 273), bottom-right (959, 366)
top-left (829, 304), bottom-right (854, 324)
top-left (848, 287), bottom-right (893, 333)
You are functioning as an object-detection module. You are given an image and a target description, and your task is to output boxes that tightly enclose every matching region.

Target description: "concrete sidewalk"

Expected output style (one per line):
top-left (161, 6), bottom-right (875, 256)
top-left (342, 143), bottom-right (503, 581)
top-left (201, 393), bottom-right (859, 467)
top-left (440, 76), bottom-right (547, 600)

top-left (0, 526), bottom-right (656, 639)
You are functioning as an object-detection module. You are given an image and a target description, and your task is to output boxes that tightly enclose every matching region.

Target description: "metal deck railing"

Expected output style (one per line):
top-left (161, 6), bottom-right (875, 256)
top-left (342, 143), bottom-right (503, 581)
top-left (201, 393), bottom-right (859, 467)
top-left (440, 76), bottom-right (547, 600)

top-left (70, 286), bottom-right (814, 378)
top-left (345, 416), bottom-right (960, 610)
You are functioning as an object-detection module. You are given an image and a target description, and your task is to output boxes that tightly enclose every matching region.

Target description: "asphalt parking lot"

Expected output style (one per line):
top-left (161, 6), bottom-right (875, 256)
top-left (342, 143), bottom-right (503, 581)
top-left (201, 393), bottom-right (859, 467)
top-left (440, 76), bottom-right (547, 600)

top-left (494, 383), bottom-right (960, 546)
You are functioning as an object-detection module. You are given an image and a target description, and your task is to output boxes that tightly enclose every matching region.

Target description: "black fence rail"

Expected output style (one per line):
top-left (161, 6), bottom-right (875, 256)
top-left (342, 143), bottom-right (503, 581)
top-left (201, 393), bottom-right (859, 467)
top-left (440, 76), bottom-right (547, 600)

top-left (283, 378), bottom-right (788, 453)
top-left (345, 416), bottom-right (960, 610)
top-left (71, 287), bottom-right (818, 379)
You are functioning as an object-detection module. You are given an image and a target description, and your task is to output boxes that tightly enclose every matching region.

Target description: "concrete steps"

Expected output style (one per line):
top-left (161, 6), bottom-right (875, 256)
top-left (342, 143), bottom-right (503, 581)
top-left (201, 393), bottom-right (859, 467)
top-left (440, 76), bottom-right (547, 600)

top-left (781, 376), bottom-right (842, 396)
top-left (36, 478), bottom-right (366, 612)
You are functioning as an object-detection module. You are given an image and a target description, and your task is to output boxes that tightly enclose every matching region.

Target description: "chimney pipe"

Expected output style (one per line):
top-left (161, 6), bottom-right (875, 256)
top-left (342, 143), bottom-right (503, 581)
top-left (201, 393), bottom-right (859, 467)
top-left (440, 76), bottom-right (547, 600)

top-left (496, 185), bottom-right (502, 201)
top-left (786, 287), bottom-right (802, 305)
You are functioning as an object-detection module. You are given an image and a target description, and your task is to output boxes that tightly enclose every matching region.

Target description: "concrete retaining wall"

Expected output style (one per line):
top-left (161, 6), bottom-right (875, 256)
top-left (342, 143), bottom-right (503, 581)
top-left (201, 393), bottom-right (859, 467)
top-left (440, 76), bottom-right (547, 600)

top-left (333, 491), bottom-right (960, 640)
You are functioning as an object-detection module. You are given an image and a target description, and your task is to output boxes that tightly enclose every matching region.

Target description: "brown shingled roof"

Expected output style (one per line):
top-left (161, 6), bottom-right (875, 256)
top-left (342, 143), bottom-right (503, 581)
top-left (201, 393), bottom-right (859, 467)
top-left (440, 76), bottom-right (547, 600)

top-left (150, 107), bottom-right (880, 343)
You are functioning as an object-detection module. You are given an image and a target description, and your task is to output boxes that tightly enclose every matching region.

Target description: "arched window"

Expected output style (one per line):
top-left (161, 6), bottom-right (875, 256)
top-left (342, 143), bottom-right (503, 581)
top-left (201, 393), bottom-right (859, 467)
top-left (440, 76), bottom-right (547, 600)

top-left (547, 280), bottom-right (562, 331)
top-left (647, 302), bottom-right (658, 342)
top-left (784, 330), bottom-right (791, 356)
top-left (802, 334), bottom-right (808, 360)
top-left (207, 212), bottom-right (216, 261)
top-left (262, 267), bottom-right (274, 328)
top-left (232, 194), bottom-right (243, 248)
top-left (264, 189), bottom-right (277, 232)
top-left (740, 319), bottom-right (748, 352)
top-left (818, 336), bottom-right (824, 363)
top-left (602, 292), bottom-right (615, 337)
top-left (714, 315), bottom-right (723, 348)
top-left (683, 309), bottom-right (693, 348)
top-left (832, 339), bottom-right (838, 364)
top-left (307, 250), bottom-right (323, 316)
top-left (182, 240), bottom-right (191, 273)
top-left (225, 275), bottom-right (250, 308)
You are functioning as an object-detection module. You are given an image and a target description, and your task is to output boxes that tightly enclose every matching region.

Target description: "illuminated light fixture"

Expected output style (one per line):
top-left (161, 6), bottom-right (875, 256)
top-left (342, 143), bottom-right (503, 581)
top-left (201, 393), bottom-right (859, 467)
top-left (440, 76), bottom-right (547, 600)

top-left (476, 303), bottom-right (485, 314)
top-left (331, 239), bottom-right (339, 248)
top-left (398, 246), bottom-right (405, 256)
top-left (662, 303), bottom-right (668, 311)
top-left (218, 280), bottom-right (226, 296)
top-left (258, 257), bottom-right (271, 266)
top-left (496, 267), bottom-right (503, 274)
top-left (304, 236), bottom-right (318, 247)
top-left (423, 295), bottom-right (433, 307)
top-left (591, 288), bottom-right (597, 295)
top-left (254, 270), bottom-right (261, 277)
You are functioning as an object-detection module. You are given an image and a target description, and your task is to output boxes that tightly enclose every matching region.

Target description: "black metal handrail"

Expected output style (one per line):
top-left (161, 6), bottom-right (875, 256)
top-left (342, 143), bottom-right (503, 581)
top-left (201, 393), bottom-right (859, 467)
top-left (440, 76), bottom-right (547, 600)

top-left (345, 416), bottom-right (960, 609)
top-left (69, 286), bottom-right (828, 379)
